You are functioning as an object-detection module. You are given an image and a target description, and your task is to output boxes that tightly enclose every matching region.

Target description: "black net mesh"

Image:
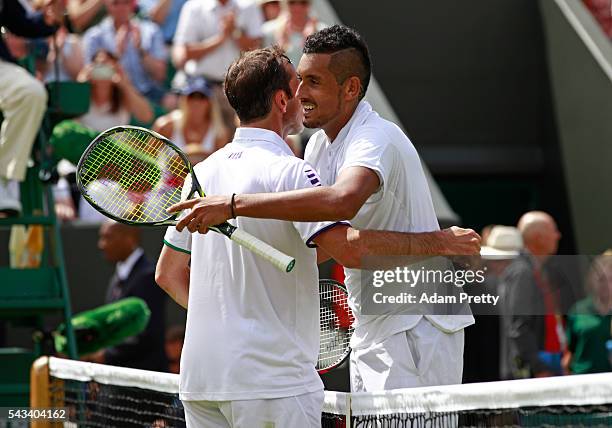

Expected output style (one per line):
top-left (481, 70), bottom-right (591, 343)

top-left (50, 377), bottom-right (186, 427)
top-left (46, 358), bottom-right (612, 428)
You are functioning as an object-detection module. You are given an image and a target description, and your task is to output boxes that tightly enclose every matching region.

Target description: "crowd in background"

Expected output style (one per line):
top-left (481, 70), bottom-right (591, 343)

top-left (2, 0), bottom-right (609, 222)
top-left (1, 0), bottom-right (611, 383)
top-left (1, 0), bottom-right (323, 221)
top-left (462, 214), bottom-right (612, 383)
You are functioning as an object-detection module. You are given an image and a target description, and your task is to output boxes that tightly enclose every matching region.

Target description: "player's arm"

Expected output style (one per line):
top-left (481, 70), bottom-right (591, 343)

top-left (170, 166), bottom-right (379, 227)
top-left (170, 166), bottom-right (480, 255)
top-left (312, 224), bottom-right (480, 268)
top-left (237, 166), bottom-right (376, 221)
top-left (155, 245), bottom-right (190, 309)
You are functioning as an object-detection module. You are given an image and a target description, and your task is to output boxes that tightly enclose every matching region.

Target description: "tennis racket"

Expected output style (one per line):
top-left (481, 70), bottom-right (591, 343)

top-left (317, 279), bottom-right (354, 374)
top-left (76, 125), bottom-right (295, 273)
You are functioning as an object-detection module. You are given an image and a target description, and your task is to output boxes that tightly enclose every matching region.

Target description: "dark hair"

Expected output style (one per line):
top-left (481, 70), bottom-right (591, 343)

top-left (303, 25), bottom-right (371, 99)
top-left (224, 46), bottom-right (293, 123)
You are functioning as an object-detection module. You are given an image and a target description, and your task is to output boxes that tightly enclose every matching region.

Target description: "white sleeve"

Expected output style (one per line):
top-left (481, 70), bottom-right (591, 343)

top-left (338, 131), bottom-right (395, 193)
top-left (162, 168), bottom-right (197, 254)
top-left (173, 1), bottom-right (199, 44)
top-left (163, 224), bottom-right (192, 254)
top-left (273, 159), bottom-right (349, 248)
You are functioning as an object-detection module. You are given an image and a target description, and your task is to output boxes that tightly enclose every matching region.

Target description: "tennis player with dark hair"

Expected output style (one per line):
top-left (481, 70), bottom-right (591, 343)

top-left (169, 25), bottom-right (478, 393)
top-left (157, 44), bottom-right (479, 426)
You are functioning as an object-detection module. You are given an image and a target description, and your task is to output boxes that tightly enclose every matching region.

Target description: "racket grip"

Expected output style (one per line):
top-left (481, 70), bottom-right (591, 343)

top-left (229, 228), bottom-right (296, 273)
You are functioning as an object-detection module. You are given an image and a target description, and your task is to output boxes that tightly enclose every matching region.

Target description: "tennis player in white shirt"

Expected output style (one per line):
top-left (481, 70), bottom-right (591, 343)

top-left (157, 46), bottom-right (478, 427)
top-left (171, 26), bottom-right (480, 393)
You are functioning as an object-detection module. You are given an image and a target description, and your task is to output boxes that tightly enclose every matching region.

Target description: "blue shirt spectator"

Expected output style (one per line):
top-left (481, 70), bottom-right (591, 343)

top-left (138, 0), bottom-right (187, 44)
top-left (83, 1), bottom-right (167, 103)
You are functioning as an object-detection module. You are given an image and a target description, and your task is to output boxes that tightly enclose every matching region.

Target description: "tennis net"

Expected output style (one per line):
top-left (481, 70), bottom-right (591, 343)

top-left (31, 356), bottom-right (612, 427)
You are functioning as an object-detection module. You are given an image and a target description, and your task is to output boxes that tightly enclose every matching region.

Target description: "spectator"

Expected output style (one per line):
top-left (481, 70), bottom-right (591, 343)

top-left (500, 211), bottom-right (564, 379)
top-left (262, 0), bottom-right (325, 65)
top-left (153, 77), bottom-right (229, 164)
top-left (67, 0), bottom-right (107, 32)
top-left (172, 0), bottom-right (264, 133)
top-left (30, 0), bottom-right (83, 82)
top-left (481, 226), bottom-right (523, 262)
top-left (258, 0), bottom-right (281, 22)
top-left (465, 225), bottom-right (523, 383)
top-left (47, 49), bottom-right (153, 221)
top-left (83, 0), bottom-right (167, 103)
top-left (563, 251), bottom-right (612, 374)
top-left (78, 49), bottom-right (154, 130)
top-left (138, 0), bottom-right (187, 45)
top-left (85, 220), bottom-right (168, 371)
top-left (43, 26), bottom-right (84, 82)
top-left (480, 224), bottom-right (497, 247)
top-left (165, 325), bottom-right (185, 374)
top-left (0, 0), bottom-right (62, 217)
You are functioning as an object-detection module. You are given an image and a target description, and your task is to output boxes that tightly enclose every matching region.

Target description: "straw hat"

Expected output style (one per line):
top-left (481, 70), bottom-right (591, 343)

top-left (480, 226), bottom-right (523, 259)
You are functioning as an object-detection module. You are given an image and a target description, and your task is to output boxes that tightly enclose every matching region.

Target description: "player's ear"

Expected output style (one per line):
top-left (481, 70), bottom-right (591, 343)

top-left (343, 76), bottom-right (361, 101)
top-left (274, 89), bottom-right (289, 114)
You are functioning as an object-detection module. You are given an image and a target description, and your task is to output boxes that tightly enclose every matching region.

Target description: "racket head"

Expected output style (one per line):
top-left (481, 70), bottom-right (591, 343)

top-left (317, 279), bottom-right (354, 374)
top-left (76, 126), bottom-right (199, 226)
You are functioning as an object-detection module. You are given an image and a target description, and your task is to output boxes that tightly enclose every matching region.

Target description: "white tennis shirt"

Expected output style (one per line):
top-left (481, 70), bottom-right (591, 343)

top-left (304, 101), bottom-right (475, 350)
top-left (164, 128), bottom-right (344, 401)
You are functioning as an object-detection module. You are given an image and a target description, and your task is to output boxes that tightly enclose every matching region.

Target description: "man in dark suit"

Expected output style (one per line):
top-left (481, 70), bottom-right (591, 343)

top-left (90, 220), bottom-right (168, 371)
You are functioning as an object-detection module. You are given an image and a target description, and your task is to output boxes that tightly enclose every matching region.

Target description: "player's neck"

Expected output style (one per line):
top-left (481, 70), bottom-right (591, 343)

top-left (324, 103), bottom-right (359, 143)
top-left (240, 116), bottom-right (284, 140)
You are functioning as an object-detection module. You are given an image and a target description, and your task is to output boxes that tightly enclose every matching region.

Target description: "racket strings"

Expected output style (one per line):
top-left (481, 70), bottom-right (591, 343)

top-left (318, 281), bottom-right (354, 371)
top-left (80, 129), bottom-right (190, 223)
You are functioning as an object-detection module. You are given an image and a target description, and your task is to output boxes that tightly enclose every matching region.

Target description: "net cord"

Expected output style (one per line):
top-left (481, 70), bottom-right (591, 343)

top-left (347, 373), bottom-right (612, 416)
top-left (47, 358), bottom-right (612, 418)
top-left (49, 357), bottom-right (179, 394)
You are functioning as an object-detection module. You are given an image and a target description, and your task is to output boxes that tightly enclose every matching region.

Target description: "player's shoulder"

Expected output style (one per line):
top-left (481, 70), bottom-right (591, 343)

top-left (269, 151), bottom-right (309, 174)
top-left (350, 112), bottom-right (414, 155)
top-left (192, 144), bottom-right (230, 172)
top-left (270, 156), bottom-right (321, 191)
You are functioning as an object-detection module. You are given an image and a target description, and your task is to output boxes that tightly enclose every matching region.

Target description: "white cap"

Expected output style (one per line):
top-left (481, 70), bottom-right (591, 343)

top-left (480, 226), bottom-right (523, 259)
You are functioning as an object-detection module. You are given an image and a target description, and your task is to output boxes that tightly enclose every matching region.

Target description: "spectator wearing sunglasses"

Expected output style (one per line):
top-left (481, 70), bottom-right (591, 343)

top-left (153, 77), bottom-right (230, 165)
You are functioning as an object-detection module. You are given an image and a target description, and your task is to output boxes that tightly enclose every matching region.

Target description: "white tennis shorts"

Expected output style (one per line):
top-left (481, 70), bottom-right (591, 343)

top-left (350, 317), bottom-right (465, 391)
top-left (182, 390), bottom-right (324, 428)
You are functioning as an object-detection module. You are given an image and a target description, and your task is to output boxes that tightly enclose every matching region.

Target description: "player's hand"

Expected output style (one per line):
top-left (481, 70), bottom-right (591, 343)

top-left (441, 226), bottom-right (481, 255)
top-left (167, 195), bottom-right (233, 234)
